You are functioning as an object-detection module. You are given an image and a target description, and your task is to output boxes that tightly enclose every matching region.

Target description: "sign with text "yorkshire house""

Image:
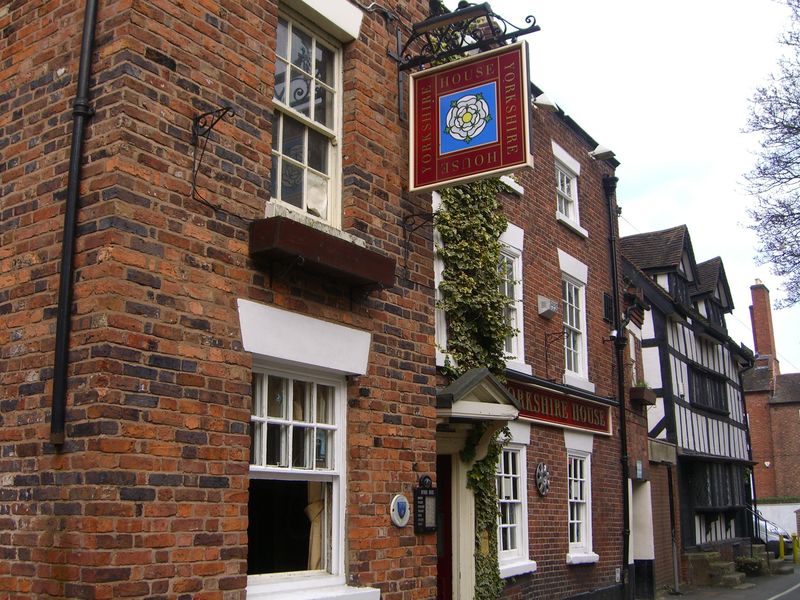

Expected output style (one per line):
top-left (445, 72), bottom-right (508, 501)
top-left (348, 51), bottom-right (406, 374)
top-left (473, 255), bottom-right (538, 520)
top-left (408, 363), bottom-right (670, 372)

top-left (506, 380), bottom-right (613, 436)
top-left (409, 41), bottom-right (533, 192)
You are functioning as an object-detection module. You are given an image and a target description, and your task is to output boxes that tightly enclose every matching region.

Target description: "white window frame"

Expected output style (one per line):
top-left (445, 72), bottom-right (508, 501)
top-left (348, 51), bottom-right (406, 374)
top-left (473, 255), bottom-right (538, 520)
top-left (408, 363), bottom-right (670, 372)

top-left (271, 9), bottom-right (343, 228)
top-left (564, 430), bottom-right (598, 565)
top-left (499, 223), bottom-right (531, 375)
top-left (552, 141), bottom-right (588, 238)
top-left (248, 361), bottom-right (348, 591)
top-left (497, 422), bottom-right (537, 578)
top-left (434, 192), bottom-right (531, 374)
top-left (558, 250), bottom-right (594, 393)
top-left (432, 192), bottom-right (449, 367)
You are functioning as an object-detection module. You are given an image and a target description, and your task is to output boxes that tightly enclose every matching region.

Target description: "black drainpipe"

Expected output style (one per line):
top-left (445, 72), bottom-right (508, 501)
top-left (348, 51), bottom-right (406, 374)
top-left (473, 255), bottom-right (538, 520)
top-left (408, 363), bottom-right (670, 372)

top-left (603, 175), bottom-right (632, 599)
top-left (51, 0), bottom-right (99, 446)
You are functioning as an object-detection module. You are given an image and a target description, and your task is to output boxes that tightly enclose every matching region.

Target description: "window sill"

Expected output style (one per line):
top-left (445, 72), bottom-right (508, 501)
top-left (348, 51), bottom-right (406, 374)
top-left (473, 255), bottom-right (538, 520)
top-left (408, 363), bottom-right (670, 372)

top-left (500, 558), bottom-right (538, 578)
top-left (249, 210), bottom-right (395, 290)
top-left (506, 360), bottom-right (532, 376)
top-left (563, 371), bottom-right (596, 393)
top-left (556, 213), bottom-right (589, 238)
top-left (566, 551), bottom-right (600, 565)
top-left (247, 574), bottom-right (380, 600)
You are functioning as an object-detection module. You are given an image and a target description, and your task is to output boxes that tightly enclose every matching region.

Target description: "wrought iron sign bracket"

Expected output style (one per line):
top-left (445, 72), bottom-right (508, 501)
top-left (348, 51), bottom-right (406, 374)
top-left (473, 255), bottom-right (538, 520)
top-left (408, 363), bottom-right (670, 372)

top-left (190, 105), bottom-right (235, 209)
top-left (402, 210), bottom-right (435, 273)
top-left (387, 2), bottom-right (539, 119)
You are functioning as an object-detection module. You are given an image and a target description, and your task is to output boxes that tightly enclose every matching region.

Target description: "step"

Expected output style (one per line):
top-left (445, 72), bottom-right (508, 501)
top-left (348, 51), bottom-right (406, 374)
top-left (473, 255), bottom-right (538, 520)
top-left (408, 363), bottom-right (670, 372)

top-left (719, 572), bottom-right (746, 587)
top-left (773, 564), bottom-right (795, 575)
top-left (710, 561), bottom-right (736, 575)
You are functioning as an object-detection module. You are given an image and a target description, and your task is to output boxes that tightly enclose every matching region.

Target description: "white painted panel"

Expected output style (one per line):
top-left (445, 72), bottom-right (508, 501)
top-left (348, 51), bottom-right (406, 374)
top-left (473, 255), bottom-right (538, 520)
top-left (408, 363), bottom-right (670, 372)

top-left (648, 397), bottom-right (665, 432)
top-left (642, 347), bottom-right (662, 389)
top-left (642, 311), bottom-right (656, 339)
top-left (237, 299), bottom-right (371, 374)
top-left (631, 481), bottom-right (655, 560)
top-left (284, 0), bottom-right (363, 41)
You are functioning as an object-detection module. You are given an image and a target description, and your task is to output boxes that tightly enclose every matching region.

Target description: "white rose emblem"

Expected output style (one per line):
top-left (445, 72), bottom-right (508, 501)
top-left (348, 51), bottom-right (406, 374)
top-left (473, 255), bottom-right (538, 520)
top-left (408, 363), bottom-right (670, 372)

top-left (444, 93), bottom-right (492, 144)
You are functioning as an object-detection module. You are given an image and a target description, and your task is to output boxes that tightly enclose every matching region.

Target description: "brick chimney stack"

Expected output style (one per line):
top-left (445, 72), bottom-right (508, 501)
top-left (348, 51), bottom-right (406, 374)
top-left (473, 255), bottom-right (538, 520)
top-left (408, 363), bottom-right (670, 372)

top-left (749, 279), bottom-right (779, 375)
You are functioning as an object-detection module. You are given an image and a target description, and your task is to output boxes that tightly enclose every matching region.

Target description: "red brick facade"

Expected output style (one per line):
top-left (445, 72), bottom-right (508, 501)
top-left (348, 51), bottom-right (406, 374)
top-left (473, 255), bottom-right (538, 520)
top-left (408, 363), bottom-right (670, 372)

top-left (744, 282), bottom-right (800, 499)
top-left (1, 1), bottom-right (635, 599)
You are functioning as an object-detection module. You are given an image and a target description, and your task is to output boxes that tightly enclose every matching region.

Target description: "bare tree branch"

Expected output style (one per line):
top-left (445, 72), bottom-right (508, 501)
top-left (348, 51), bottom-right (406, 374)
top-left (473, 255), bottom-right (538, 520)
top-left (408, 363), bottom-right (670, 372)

top-left (745, 0), bottom-right (800, 306)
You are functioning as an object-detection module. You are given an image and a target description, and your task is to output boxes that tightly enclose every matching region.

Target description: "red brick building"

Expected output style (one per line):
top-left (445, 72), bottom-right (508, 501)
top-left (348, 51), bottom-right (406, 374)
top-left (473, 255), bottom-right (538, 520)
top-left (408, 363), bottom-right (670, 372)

top-left (0, 1), bottom-right (640, 599)
top-left (743, 281), bottom-right (800, 500)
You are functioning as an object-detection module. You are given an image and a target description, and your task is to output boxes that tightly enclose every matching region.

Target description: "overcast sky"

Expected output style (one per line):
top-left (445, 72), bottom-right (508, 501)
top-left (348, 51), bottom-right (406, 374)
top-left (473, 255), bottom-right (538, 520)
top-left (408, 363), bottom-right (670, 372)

top-left (443, 0), bottom-right (800, 371)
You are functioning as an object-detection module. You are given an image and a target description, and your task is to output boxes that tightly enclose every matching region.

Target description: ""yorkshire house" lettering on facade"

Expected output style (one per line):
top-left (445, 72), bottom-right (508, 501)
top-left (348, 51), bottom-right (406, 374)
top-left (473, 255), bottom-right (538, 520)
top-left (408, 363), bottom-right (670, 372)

top-left (506, 380), bottom-right (612, 435)
top-left (409, 41), bottom-right (533, 192)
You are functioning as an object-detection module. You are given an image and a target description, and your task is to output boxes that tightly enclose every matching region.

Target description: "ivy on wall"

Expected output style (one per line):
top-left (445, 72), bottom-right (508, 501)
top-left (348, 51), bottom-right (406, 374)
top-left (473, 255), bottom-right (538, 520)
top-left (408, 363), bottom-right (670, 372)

top-left (435, 179), bottom-right (515, 380)
top-left (436, 178), bottom-right (515, 600)
top-left (461, 423), bottom-right (510, 600)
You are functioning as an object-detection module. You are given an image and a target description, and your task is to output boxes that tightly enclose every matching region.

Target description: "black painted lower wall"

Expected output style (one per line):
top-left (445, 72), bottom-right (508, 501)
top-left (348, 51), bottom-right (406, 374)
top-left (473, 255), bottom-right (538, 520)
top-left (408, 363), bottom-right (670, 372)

top-left (633, 559), bottom-right (654, 599)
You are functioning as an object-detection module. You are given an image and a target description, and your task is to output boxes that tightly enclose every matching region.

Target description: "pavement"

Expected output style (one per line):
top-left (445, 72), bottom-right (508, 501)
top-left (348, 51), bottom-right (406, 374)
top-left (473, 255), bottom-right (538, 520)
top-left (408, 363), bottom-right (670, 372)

top-left (656, 559), bottom-right (800, 600)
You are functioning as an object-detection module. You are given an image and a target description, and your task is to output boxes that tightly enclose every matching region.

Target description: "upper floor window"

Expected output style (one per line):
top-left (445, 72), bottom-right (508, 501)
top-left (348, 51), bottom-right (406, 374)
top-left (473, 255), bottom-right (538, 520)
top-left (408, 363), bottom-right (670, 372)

top-left (562, 277), bottom-right (583, 376)
top-left (434, 193), bottom-right (530, 374)
top-left (498, 223), bottom-right (530, 374)
top-left (559, 250), bottom-right (594, 393)
top-left (556, 165), bottom-right (576, 220)
top-left (552, 141), bottom-right (587, 238)
top-left (271, 13), bottom-right (341, 226)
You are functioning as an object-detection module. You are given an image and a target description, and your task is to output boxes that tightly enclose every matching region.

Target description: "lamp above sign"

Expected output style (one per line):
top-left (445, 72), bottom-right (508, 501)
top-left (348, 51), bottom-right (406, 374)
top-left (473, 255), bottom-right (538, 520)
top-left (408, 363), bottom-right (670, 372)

top-left (409, 41), bottom-right (533, 192)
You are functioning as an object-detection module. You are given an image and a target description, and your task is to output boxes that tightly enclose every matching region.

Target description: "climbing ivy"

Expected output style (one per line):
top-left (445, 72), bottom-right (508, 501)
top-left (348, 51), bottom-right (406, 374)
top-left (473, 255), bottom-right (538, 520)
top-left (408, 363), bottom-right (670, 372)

top-left (464, 425), bottom-right (510, 600)
top-left (435, 179), bottom-right (515, 379)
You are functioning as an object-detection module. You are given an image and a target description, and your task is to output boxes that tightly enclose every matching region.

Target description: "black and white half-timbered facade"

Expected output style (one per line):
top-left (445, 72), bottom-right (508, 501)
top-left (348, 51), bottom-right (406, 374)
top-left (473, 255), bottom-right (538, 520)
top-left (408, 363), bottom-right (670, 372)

top-left (621, 226), bottom-right (754, 553)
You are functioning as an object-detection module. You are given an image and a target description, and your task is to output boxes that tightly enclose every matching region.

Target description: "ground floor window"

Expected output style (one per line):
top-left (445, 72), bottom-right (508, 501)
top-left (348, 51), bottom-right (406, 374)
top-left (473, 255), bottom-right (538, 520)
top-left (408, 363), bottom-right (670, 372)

top-left (567, 454), bottom-right (588, 547)
top-left (564, 430), bottom-right (598, 564)
top-left (494, 423), bottom-right (536, 578)
top-left (248, 367), bottom-right (343, 577)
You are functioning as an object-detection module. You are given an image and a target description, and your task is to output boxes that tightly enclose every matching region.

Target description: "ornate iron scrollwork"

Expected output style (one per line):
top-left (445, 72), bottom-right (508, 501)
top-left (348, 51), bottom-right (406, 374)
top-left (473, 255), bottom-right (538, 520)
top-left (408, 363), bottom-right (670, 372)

top-left (190, 106), bottom-right (234, 210)
top-left (391, 1), bottom-right (539, 72)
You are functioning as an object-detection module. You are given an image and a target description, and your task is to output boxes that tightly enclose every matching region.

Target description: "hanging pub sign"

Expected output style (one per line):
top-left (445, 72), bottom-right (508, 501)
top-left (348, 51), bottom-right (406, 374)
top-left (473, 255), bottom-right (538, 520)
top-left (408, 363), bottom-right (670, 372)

top-left (506, 379), bottom-right (613, 436)
top-left (409, 41), bottom-right (533, 192)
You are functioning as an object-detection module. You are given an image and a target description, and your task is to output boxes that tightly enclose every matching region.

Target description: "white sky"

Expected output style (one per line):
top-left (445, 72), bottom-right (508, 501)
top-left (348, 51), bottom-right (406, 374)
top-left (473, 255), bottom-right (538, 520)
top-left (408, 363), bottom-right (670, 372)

top-left (444, 0), bottom-right (800, 371)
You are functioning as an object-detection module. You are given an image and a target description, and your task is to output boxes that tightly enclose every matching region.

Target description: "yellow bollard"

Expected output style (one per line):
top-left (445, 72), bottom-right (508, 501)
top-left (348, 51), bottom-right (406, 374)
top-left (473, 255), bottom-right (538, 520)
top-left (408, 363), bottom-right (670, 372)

top-left (793, 534), bottom-right (799, 564)
top-left (780, 535), bottom-right (785, 560)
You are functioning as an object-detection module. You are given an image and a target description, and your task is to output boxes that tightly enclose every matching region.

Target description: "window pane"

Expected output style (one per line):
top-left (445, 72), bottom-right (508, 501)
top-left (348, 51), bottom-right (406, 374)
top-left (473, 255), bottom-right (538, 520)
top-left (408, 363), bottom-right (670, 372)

top-left (293, 380), bottom-right (311, 422)
top-left (308, 129), bottom-right (328, 174)
top-left (270, 154), bottom-right (279, 199)
top-left (250, 420), bottom-right (260, 465)
top-left (292, 426), bottom-right (310, 468)
top-left (266, 423), bottom-right (286, 466)
top-left (289, 67), bottom-right (312, 116)
top-left (291, 26), bottom-right (313, 72)
top-left (277, 18), bottom-right (289, 60)
top-left (281, 161), bottom-right (304, 209)
top-left (316, 384), bottom-right (333, 424)
top-left (282, 116), bottom-right (305, 162)
top-left (275, 60), bottom-right (287, 104)
top-left (306, 170), bottom-right (328, 219)
top-left (268, 376), bottom-right (287, 418)
top-left (315, 43), bottom-right (334, 85)
top-left (314, 84), bottom-right (333, 128)
top-left (252, 374), bottom-right (265, 417)
top-left (315, 429), bottom-right (330, 469)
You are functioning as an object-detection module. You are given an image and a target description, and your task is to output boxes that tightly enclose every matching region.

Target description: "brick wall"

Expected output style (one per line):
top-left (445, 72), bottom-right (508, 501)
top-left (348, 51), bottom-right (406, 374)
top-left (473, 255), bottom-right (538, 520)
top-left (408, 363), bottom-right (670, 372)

top-left (650, 464), bottom-right (683, 591)
top-left (772, 403), bottom-right (800, 497)
top-left (748, 390), bottom-right (777, 497)
top-left (497, 97), bottom-right (626, 598)
top-left (1, 1), bottom-right (437, 598)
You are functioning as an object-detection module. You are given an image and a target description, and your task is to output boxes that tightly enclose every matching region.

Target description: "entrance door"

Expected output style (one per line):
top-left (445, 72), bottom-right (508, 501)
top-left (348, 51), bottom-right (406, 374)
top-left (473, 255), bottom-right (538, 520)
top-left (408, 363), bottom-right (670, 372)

top-left (436, 454), bottom-right (453, 600)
